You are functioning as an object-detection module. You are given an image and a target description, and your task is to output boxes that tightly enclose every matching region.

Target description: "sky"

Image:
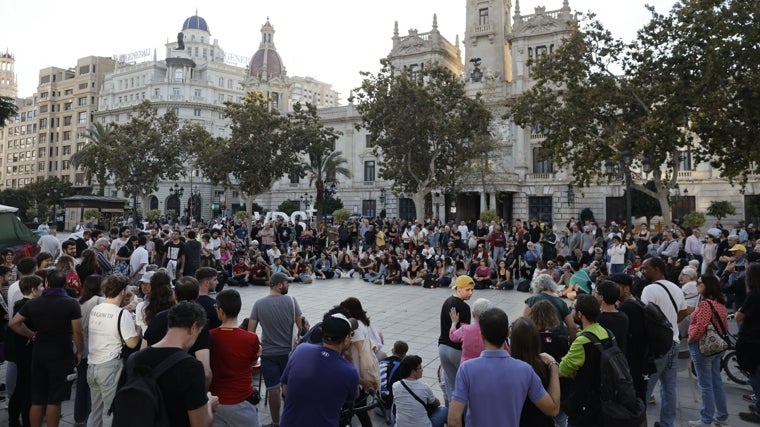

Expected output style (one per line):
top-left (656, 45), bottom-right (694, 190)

top-left (1, 0), bottom-right (677, 103)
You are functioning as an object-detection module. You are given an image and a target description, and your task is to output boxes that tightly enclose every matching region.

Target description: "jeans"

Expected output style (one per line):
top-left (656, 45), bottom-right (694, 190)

top-left (610, 263), bottom-right (624, 274)
top-left (429, 406), bottom-right (448, 427)
top-left (491, 246), bottom-right (505, 267)
top-left (212, 400), bottom-right (259, 427)
top-left (749, 365), bottom-right (760, 413)
top-left (646, 341), bottom-right (678, 427)
top-left (438, 344), bottom-right (462, 403)
top-left (74, 358), bottom-right (91, 423)
top-left (86, 358), bottom-right (123, 427)
top-left (688, 342), bottom-right (728, 424)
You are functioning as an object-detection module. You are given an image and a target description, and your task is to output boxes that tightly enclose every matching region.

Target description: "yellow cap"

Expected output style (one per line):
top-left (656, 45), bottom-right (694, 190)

top-left (451, 275), bottom-right (475, 289)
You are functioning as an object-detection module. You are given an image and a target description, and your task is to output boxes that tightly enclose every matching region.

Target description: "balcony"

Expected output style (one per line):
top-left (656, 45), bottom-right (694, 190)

top-left (472, 24), bottom-right (494, 36)
top-left (526, 173), bottom-right (553, 181)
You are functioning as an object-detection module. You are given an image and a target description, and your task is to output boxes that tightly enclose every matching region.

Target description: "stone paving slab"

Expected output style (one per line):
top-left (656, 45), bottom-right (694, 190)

top-left (6, 275), bottom-right (753, 426)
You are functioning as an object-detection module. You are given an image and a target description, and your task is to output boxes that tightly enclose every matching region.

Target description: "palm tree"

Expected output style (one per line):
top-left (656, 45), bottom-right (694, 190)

top-left (70, 122), bottom-right (117, 195)
top-left (0, 96), bottom-right (18, 128)
top-left (302, 150), bottom-right (351, 224)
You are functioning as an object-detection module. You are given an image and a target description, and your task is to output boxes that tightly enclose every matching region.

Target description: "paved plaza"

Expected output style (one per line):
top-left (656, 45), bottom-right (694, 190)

top-left (4, 275), bottom-right (754, 426)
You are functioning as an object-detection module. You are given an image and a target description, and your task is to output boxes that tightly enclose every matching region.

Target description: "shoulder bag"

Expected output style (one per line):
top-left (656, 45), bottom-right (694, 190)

top-left (699, 300), bottom-right (728, 357)
top-left (399, 379), bottom-right (438, 417)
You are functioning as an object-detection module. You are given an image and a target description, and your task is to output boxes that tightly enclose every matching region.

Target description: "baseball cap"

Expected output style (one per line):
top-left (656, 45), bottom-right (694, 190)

top-left (270, 272), bottom-right (290, 286)
top-left (451, 275), bottom-right (475, 289)
top-left (139, 271), bottom-right (155, 283)
top-left (729, 244), bottom-right (747, 253)
top-left (321, 313), bottom-right (358, 341)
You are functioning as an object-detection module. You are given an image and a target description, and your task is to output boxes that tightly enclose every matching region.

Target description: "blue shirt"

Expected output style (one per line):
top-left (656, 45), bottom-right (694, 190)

top-left (452, 349), bottom-right (547, 427)
top-left (280, 344), bottom-right (359, 427)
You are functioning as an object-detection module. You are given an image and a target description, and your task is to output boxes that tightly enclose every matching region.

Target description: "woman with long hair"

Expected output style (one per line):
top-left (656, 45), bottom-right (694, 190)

top-left (688, 274), bottom-right (730, 427)
top-left (135, 271), bottom-right (174, 332)
top-left (114, 235), bottom-right (137, 275)
top-left (701, 233), bottom-right (718, 276)
top-left (510, 317), bottom-right (560, 427)
top-left (76, 248), bottom-right (100, 283)
top-left (74, 275), bottom-right (104, 425)
top-left (55, 254), bottom-right (82, 297)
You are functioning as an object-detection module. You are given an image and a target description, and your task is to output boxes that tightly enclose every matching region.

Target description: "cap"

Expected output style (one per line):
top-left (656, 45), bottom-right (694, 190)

top-left (322, 313), bottom-right (357, 340)
top-left (729, 244), bottom-right (747, 253)
top-left (139, 271), bottom-right (154, 283)
top-left (451, 275), bottom-right (475, 289)
top-left (270, 272), bottom-right (290, 286)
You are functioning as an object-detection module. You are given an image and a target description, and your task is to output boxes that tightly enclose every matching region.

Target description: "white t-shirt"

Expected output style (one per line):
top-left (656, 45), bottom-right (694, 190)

top-left (110, 238), bottom-right (128, 262)
top-left (129, 246), bottom-right (149, 275)
top-left (7, 281), bottom-right (21, 318)
top-left (88, 303), bottom-right (138, 365)
top-left (210, 237), bottom-right (222, 260)
top-left (641, 279), bottom-right (687, 342)
top-left (682, 281), bottom-right (699, 308)
top-left (135, 300), bottom-right (148, 334)
top-left (393, 378), bottom-right (436, 427)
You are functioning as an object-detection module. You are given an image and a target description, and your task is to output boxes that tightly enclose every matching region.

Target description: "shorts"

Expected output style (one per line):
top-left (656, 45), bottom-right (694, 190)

top-left (261, 354), bottom-right (290, 390)
top-left (30, 357), bottom-right (74, 405)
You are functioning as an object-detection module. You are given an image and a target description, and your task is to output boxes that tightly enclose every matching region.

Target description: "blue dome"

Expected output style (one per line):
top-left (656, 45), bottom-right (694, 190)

top-left (182, 15), bottom-right (209, 33)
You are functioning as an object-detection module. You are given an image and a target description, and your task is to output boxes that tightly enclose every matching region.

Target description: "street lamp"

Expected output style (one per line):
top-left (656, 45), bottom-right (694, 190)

top-left (170, 183), bottom-right (185, 223)
top-left (187, 186), bottom-right (201, 221)
top-left (622, 149), bottom-right (633, 231)
top-left (379, 188), bottom-right (386, 217)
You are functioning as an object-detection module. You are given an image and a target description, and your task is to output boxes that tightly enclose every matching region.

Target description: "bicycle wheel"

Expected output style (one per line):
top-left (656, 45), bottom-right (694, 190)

top-left (722, 350), bottom-right (749, 385)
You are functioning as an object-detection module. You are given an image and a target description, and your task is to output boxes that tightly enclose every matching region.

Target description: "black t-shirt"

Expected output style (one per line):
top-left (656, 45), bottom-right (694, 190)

top-left (144, 305), bottom-right (211, 355)
top-left (619, 298), bottom-right (647, 376)
top-left (165, 241), bottom-right (186, 263)
top-left (6, 298), bottom-right (35, 364)
top-left (129, 347), bottom-right (208, 427)
top-left (439, 295), bottom-right (471, 349)
top-left (738, 291), bottom-right (760, 370)
top-left (598, 311), bottom-right (629, 354)
top-left (196, 295), bottom-right (220, 329)
top-left (18, 292), bottom-right (81, 362)
top-left (184, 240), bottom-right (201, 271)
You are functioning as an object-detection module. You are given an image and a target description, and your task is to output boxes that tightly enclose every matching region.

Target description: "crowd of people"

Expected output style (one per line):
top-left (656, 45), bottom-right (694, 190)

top-left (0, 213), bottom-right (758, 426)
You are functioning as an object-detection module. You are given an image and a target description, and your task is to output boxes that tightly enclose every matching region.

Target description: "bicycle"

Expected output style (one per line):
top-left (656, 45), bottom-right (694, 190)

top-left (689, 313), bottom-right (749, 386)
top-left (339, 388), bottom-right (392, 426)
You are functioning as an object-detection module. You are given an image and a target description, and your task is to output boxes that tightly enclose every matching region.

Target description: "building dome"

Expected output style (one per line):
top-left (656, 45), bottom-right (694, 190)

top-left (182, 15), bottom-right (209, 33)
top-left (248, 49), bottom-right (284, 79)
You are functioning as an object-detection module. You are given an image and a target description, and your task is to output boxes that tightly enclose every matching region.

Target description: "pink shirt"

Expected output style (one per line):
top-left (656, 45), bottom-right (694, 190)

top-left (449, 322), bottom-right (485, 363)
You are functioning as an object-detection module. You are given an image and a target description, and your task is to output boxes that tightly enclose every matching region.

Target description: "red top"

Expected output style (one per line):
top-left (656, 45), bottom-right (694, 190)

top-left (688, 298), bottom-right (728, 342)
top-left (209, 327), bottom-right (261, 404)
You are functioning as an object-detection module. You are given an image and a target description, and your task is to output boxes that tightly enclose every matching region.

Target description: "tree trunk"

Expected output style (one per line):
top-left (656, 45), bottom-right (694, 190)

top-left (412, 192), bottom-right (427, 222)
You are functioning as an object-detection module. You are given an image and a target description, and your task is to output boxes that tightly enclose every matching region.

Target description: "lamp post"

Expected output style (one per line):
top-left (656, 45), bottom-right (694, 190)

top-left (169, 183), bottom-right (185, 223)
top-left (125, 174), bottom-right (142, 230)
top-left (46, 188), bottom-right (60, 231)
top-left (622, 149), bottom-right (633, 230)
top-left (379, 188), bottom-right (386, 218)
top-left (188, 186), bottom-right (201, 222)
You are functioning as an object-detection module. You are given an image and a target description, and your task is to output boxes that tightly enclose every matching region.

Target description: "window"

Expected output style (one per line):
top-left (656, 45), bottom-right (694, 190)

top-left (62, 132), bottom-right (71, 141)
top-left (154, 88), bottom-right (160, 97)
top-left (479, 8), bottom-right (489, 25)
top-left (79, 65), bottom-right (90, 74)
top-left (194, 89), bottom-right (202, 97)
top-left (365, 135), bottom-right (374, 148)
top-left (362, 200), bottom-right (377, 218)
top-left (532, 147), bottom-right (553, 174)
top-left (64, 102), bottom-right (72, 111)
top-left (227, 79), bottom-right (233, 89)
top-left (680, 149), bottom-right (693, 171)
top-left (364, 160), bottom-right (375, 182)
top-left (38, 162), bottom-right (44, 172)
top-left (41, 92), bottom-right (49, 99)
top-left (78, 97), bottom-right (87, 106)
top-left (193, 109), bottom-right (201, 117)
top-left (62, 160), bottom-right (70, 170)
top-left (173, 88), bottom-right (181, 97)
top-left (219, 77), bottom-right (224, 87)
top-left (39, 118), bottom-right (47, 129)
top-left (78, 112), bottom-right (87, 124)
top-left (64, 89), bottom-right (73, 95)
top-left (174, 69), bottom-right (183, 80)
top-left (289, 169), bottom-right (299, 184)
top-left (528, 196), bottom-right (553, 223)
top-left (64, 116), bottom-right (72, 126)
top-left (218, 94), bottom-right (224, 102)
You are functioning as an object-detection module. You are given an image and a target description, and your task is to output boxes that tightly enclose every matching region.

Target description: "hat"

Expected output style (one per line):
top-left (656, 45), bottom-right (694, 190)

top-left (139, 271), bottom-right (154, 283)
top-left (729, 244), bottom-right (747, 253)
top-left (451, 275), bottom-right (475, 289)
top-left (270, 272), bottom-right (290, 286)
top-left (322, 313), bottom-right (357, 341)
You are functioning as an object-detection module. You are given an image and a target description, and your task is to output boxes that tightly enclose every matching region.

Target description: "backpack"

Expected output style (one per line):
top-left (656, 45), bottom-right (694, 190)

top-left (636, 281), bottom-right (679, 358)
top-left (581, 329), bottom-right (646, 427)
top-left (111, 350), bottom-right (191, 427)
top-left (516, 278), bottom-right (531, 292)
top-left (378, 357), bottom-right (402, 409)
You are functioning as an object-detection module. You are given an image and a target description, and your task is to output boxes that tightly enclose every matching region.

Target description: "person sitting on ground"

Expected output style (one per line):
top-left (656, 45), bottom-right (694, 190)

top-left (314, 252), bottom-right (335, 280)
top-left (379, 340), bottom-right (408, 412)
top-left (228, 255), bottom-right (251, 287)
top-left (249, 257), bottom-right (271, 286)
top-left (392, 355), bottom-right (448, 427)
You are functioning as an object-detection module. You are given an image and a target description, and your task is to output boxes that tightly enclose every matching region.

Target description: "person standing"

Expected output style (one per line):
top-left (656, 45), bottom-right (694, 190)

top-left (195, 267), bottom-right (221, 329)
top-left (438, 275), bottom-right (474, 403)
top-left (640, 257), bottom-right (689, 427)
top-left (128, 236), bottom-right (149, 284)
top-left (247, 272), bottom-right (302, 427)
top-left (280, 313), bottom-right (359, 427)
top-left (184, 230), bottom-right (202, 278)
top-left (209, 289), bottom-right (261, 427)
top-left (738, 262), bottom-right (760, 424)
top-left (609, 273), bottom-right (648, 402)
top-left (86, 275), bottom-right (140, 427)
top-left (447, 307), bottom-right (559, 427)
top-left (10, 269), bottom-right (84, 427)
top-left (164, 230), bottom-right (186, 281)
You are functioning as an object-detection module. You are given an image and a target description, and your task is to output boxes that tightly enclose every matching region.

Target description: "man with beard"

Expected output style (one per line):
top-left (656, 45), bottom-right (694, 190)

top-left (247, 272), bottom-right (303, 427)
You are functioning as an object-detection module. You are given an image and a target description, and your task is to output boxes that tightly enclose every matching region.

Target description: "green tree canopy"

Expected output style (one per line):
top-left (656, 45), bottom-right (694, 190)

top-left (354, 60), bottom-right (492, 221)
top-left (706, 201), bottom-right (736, 221)
top-left (0, 96), bottom-right (18, 127)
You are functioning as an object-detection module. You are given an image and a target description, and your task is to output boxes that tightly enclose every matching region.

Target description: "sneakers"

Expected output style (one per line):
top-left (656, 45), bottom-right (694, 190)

top-left (740, 411), bottom-right (760, 424)
top-left (713, 419), bottom-right (731, 427)
top-left (687, 421), bottom-right (712, 427)
top-left (745, 394), bottom-right (758, 403)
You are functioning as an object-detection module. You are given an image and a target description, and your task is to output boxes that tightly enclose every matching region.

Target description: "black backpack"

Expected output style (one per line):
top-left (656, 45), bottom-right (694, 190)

top-left (111, 350), bottom-right (191, 427)
top-left (581, 329), bottom-right (646, 427)
top-left (636, 281), bottom-right (678, 358)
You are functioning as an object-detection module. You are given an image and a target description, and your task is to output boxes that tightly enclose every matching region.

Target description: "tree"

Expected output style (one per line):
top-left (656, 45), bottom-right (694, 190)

top-left (287, 102), bottom-right (343, 225)
top-left (0, 96), bottom-right (18, 127)
top-left (71, 122), bottom-right (119, 195)
top-left (706, 201), bottom-right (736, 222)
top-left (508, 14), bottom-right (694, 225)
top-left (629, 181), bottom-right (662, 225)
top-left (301, 150), bottom-right (350, 225)
top-left (26, 177), bottom-right (79, 219)
top-left (194, 92), bottom-right (294, 214)
top-left (0, 188), bottom-right (33, 219)
top-left (354, 60), bottom-right (492, 221)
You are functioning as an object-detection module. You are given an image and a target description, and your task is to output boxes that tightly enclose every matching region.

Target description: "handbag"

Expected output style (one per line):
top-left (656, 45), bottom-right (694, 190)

top-left (699, 300), bottom-right (728, 357)
top-left (399, 380), bottom-right (438, 417)
top-left (290, 296), bottom-right (299, 350)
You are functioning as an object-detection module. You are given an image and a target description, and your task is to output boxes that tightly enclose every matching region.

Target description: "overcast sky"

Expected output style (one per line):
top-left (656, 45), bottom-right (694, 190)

top-left (1, 0), bottom-right (677, 103)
